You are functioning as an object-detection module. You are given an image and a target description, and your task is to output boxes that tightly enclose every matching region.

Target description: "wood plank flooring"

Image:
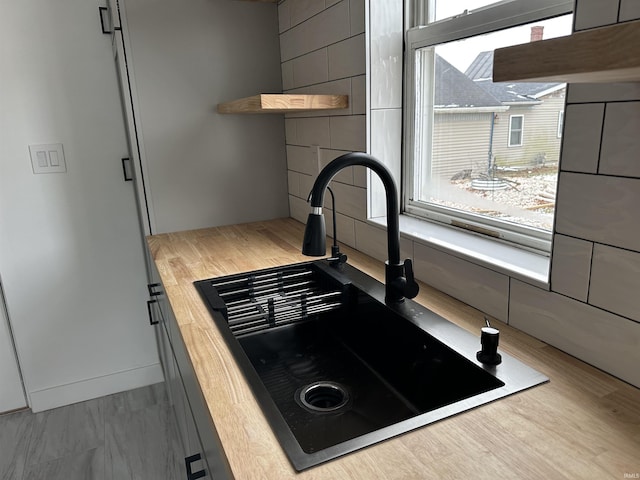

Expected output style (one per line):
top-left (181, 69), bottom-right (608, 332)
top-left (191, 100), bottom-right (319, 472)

top-left (0, 383), bottom-right (182, 480)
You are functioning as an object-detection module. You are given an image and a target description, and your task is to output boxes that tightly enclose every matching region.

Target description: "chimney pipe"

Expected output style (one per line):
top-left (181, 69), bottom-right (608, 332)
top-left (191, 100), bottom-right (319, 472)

top-left (530, 26), bottom-right (544, 42)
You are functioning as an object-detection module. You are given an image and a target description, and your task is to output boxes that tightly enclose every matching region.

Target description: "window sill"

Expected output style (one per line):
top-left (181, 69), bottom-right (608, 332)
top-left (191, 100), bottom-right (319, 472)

top-left (369, 215), bottom-right (551, 290)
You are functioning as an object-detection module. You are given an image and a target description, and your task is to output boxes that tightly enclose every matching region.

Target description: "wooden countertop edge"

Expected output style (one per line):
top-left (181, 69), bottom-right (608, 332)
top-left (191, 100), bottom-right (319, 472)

top-left (147, 218), bottom-right (640, 479)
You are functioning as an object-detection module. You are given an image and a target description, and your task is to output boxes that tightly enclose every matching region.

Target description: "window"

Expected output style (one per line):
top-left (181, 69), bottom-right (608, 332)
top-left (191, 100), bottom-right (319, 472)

top-left (557, 110), bottom-right (564, 138)
top-left (508, 115), bottom-right (524, 147)
top-left (405, 0), bottom-right (573, 252)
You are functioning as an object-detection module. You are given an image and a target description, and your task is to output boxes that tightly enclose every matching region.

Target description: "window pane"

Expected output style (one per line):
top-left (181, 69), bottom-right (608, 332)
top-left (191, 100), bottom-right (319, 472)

top-left (509, 116), bottom-right (523, 146)
top-left (434, 0), bottom-right (506, 22)
top-left (557, 111), bottom-right (564, 138)
top-left (511, 116), bottom-right (522, 130)
top-left (413, 15), bottom-right (572, 233)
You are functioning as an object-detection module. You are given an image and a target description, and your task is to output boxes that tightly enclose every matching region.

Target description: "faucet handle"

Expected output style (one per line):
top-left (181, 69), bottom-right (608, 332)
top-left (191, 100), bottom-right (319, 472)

top-left (403, 259), bottom-right (419, 299)
top-left (385, 259), bottom-right (420, 303)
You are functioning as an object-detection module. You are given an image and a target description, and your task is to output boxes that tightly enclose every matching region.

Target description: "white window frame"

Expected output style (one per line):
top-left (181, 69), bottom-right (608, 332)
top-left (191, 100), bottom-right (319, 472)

top-left (557, 110), bottom-right (564, 138)
top-left (403, 0), bottom-right (573, 253)
top-left (508, 114), bottom-right (524, 147)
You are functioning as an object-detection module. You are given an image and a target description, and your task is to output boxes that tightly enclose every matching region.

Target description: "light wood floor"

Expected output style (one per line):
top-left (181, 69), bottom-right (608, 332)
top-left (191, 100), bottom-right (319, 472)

top-left (0, 383), bottom-right (183, 480)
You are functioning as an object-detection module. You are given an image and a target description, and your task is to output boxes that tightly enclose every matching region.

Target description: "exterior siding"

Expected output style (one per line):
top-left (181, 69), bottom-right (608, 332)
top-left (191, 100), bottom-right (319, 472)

top-left (431, 112), bottom-right (494, 179)
top-left (430, 90), bottom-right (565, 179)
top-left (492, 93), bottom-right (565, 169)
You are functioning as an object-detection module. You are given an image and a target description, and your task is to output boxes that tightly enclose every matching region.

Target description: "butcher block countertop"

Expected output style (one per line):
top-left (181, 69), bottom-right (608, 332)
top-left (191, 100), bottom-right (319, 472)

top-left (147, 218), bottom-right (640, 480)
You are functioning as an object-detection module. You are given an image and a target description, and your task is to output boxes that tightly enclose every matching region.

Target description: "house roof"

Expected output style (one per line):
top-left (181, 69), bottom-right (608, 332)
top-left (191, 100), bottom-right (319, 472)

top-left (435, 55), bottom-right (503, 109)
top-left (465, 51), bottom-right (494, 81)
top-left (465, 51), bottom-right (564, 103)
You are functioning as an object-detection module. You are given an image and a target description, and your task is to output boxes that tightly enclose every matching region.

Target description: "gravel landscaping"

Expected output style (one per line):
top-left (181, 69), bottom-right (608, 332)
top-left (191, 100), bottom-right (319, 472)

top-left (435, 166), bottom-right (558, 231)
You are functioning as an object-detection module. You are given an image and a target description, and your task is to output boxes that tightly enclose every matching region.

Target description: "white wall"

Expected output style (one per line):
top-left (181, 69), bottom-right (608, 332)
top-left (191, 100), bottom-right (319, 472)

top-left (0, 0), bottom-right (164, 411)
top-left (280, 0), bottom-right (640, 388)
top-left (121, 0), bottom-right (289, 234)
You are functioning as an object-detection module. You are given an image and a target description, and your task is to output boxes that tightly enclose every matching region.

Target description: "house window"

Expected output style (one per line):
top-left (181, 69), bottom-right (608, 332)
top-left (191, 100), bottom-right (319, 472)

top-left (405, 0), bottom-right (572, 252)
top-left (508, 115), bottom-right (524, 147)
top-left (429, 1), bottom-right (505, 22)
top-left (557, 110), bottom-right (564, 138)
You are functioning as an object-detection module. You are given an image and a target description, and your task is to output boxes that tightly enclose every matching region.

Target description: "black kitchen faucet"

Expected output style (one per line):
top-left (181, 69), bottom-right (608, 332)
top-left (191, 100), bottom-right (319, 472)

top-left (301, 152), bottom-right (419, 303)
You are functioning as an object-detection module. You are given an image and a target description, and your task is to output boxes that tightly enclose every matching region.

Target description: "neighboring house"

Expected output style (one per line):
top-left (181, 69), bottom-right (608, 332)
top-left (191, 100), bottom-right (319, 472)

top-left (430, 51), bottom-right (565, 180)
top-left (431, 55), bottom-right (507, 178)
top-left (467, 51), bottom-right (565, 171)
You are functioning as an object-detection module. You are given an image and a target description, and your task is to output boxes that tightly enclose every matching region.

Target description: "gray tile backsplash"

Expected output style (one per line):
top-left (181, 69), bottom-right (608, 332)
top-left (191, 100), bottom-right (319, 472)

top-left (619, 0), bottom-right (640, 21)
top-left (329, 116), bottom-right (366, 151)
top-left (280, 1), bottom-right (367, 255)
top-left (555, 172), bottom-right (640, 252)
top-left (567, 82), bottom-right (640, 103)
top-left (286, 145), bottom-right (318, 175)
top-left (279, 1), bottom-right (350, 62)
top-left (281, 61), bottom-right (294, 90)
top-left (413, 242), bottom-right (510, 322)
top-left (328, 34), bottom-right (366, 81)
top-left (559, 103), bottom-right (603, 173)
top-left (574, 0), bottom-right (619, 30)
top-left (351, 75), bottom-right (366, 115)
top-left (292, 49), bottom-right (329, 87)
top-left (278, 1), bottom-right (291, 33)
top-left (354, 220), bottom-right (413, 266)
top-left (289, 0), bottom-right (325, 28)
top-left (550, 234), bottom-right (593, 302)
top-left (599, 102), bottom-right (640, 177)
top-left (294, 117), bottom-right (331, 147)
top-left (589, 244), bottom-right (640, 322)
top-left (350, 0), bottom-right (365, 35)
top-left (510, 279), bottom-right (640, 387)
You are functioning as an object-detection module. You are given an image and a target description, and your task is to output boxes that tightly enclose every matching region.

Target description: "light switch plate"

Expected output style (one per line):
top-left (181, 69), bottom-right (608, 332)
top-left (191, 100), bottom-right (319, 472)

top-left (29, 143), bottom-right (67, 174)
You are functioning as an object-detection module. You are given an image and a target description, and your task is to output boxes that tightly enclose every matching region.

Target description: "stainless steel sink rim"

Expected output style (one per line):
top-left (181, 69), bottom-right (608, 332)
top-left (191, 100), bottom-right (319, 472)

top-left (298, 381), bottom-right (350, 413)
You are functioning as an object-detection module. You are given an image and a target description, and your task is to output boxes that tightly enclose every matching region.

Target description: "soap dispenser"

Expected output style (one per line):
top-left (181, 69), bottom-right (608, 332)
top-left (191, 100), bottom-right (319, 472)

top-left (476, 318), bottom-right (502, 365)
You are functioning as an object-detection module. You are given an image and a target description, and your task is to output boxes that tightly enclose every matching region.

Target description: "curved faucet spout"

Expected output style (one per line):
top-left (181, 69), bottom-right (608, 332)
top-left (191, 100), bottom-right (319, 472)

top-left (302, 152), bottom-right (418, 303)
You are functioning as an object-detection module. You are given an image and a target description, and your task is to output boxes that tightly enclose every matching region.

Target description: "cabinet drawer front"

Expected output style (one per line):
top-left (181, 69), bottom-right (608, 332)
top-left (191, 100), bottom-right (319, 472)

top-left (168, 312), bottom-right (233, 479)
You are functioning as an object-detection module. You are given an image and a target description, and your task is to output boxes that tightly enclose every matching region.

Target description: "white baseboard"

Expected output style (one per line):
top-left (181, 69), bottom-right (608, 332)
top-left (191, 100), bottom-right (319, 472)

top-left (28, 363), bottom-right (165, 413)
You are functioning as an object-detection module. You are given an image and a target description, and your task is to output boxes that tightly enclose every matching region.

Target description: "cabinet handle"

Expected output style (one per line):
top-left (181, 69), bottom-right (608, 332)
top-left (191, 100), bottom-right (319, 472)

top-left (147, 283), bottom-right (162, 297)
top-left (147, 299), bottom-right (159, 325)
top-left (185, 453), bottom-right (206, 479)
top-left (98, 6), bottom-right (112, 34)
top-left (121, 157), bottom-right (133, 182)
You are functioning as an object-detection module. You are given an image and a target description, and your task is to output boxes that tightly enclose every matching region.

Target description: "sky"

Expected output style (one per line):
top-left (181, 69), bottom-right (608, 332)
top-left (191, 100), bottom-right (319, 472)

top-left (431, 1), bottom-right (573, 72)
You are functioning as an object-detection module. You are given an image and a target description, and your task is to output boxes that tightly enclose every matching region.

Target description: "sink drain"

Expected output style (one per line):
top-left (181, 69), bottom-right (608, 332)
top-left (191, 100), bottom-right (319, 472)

top-left (297, 381), bottom-right (350, 413)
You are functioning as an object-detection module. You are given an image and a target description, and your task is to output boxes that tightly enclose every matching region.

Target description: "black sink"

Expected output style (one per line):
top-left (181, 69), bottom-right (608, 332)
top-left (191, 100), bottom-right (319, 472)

top-left (194, 261), bottom-right (547, 471)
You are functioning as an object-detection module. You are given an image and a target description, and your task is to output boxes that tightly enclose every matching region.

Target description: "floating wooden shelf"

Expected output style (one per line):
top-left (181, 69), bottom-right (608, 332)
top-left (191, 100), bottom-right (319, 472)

top-left (493, 19), bottom-right (640, 83)
top-left (217, 94), bottom-right (349, 114)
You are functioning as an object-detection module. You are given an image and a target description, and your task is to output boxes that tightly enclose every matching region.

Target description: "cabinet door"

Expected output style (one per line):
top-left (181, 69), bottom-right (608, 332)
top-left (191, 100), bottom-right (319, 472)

top-left (111, 29), bottom-right (155, 237)
top-left (149, 256), bottom-right (233, 479)
top-left (148, 260), bottom-right (172, 341)
top-left (107, 0), bottom-right (120, 31)
top-left (151, 292), bottom-right (210, 478)
top-left (0, 282), bottom-right (26, 412)
top-left (150, 300), bottom-right (187, 455)
top-left (180, 377), bottom-right (208, 480)
top-left (168, 313), bottom-right (233, 479)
